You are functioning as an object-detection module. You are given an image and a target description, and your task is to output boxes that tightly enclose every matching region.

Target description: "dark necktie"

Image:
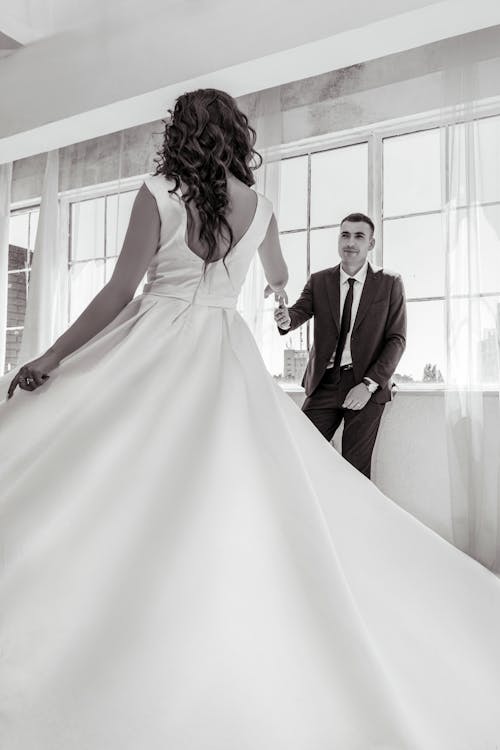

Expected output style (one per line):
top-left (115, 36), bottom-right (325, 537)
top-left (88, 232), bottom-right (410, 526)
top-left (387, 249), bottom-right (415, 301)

top-left (332, 277), bottom-right (356, 382)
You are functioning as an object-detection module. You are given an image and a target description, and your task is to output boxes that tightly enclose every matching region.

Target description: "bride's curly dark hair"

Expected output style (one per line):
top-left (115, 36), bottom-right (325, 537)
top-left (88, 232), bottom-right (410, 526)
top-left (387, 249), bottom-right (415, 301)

top-left (152, 88), bottom-right (262, 272)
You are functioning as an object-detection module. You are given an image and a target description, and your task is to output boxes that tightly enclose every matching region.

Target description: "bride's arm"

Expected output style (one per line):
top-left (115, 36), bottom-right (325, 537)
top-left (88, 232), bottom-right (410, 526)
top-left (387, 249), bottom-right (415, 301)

top-left (47, 183), bottom-right (160, 362)
top-left (258, 213), bottom-right (289, 293)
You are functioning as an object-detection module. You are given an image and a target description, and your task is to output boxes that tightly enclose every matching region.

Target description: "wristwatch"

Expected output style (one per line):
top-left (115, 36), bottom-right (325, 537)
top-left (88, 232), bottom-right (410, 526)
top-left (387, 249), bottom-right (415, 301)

top-left (362, 377), bottom-right (378, 393)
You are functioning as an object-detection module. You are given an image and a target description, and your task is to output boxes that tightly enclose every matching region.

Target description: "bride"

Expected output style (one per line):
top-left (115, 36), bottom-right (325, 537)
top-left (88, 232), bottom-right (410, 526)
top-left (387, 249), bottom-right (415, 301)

top-left (1, 88), bottom-right (499, 750)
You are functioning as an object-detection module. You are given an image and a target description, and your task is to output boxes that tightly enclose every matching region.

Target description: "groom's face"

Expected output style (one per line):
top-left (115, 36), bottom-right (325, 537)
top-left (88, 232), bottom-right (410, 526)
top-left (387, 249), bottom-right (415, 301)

top-left (338, 220), bottom-right (375, 266)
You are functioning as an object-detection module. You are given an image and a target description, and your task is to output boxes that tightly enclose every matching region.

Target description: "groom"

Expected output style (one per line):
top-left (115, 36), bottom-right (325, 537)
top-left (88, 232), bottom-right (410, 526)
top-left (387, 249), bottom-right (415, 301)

top-left (275, 213), bottom-right (406, 479)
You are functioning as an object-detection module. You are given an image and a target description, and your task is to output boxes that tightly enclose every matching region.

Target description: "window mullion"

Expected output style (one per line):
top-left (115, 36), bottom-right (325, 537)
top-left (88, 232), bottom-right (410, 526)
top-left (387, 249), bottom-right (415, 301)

top-left (306, 152), bottom-right (312, 351)
top-left (368, 132), bottom-right (383, 266)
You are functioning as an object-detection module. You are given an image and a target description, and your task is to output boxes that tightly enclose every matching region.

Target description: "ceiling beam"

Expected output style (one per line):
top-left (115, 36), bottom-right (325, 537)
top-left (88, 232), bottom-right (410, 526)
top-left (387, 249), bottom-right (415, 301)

top-left (1, 0), bottom-right (500, 164)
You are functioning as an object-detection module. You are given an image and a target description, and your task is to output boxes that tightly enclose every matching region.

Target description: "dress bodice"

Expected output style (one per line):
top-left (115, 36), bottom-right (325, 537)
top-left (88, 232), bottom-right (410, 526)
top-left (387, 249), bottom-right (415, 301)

top-left (142, 174), bottom-right (273, 308)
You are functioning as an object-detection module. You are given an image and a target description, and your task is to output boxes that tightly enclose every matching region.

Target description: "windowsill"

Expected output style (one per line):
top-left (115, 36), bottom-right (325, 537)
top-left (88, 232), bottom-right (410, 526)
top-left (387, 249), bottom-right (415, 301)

top-left (278, 383), bottom-right (500, 397)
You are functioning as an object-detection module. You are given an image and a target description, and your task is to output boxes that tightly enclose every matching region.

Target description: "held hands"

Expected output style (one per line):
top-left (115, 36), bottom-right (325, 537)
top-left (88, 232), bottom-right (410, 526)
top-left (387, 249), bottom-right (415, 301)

top-left (274, 301), bottom-right (291, 330)
top-left (264, 285), bottom-right (291, 330)
top-left (342, 383), bottom-right (372, 410)
top-left (7, 350), bottom-right (61, 400)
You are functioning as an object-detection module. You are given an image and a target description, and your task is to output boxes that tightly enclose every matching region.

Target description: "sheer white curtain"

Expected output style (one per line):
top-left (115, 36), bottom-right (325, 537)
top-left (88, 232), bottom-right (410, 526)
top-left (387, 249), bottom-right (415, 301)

top-left (17, 150), bottom-right (66, 363)
top-left (238, 88), bottom-right (283, 351)
top-left (441, 64), bottom-right (500, 571)
top-left (0, 128), bottom-right (134, 402)
top-left (0, 162), bottom-right (13, 375)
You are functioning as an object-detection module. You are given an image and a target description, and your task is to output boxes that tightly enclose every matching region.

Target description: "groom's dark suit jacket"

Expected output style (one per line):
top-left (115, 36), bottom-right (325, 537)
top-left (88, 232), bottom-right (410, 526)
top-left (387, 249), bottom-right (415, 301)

top-left (279, 263), bottom-right (406, 404)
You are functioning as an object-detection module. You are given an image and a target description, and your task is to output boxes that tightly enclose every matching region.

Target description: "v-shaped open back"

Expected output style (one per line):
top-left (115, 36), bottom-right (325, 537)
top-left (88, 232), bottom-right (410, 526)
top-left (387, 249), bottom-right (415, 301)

top-left (180, 190), bottom-right (260, 264)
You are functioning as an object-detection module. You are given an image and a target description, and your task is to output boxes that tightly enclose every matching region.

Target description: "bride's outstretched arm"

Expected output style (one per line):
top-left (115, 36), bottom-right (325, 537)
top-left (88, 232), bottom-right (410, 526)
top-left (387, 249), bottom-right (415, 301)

top-left (47, 283), bottom-right (133, 363)
top-left (258, 213), bottom-right (288, 292)
top-left (47, 184), bottom-right (160, 362)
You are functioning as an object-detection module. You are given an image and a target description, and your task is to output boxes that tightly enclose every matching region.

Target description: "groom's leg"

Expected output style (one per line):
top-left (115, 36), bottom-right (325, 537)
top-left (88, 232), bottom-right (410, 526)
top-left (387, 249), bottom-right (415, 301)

top-left (302, 400), bottom-right (344, 442)
top-left (301, 368), bottom-right (347, 442)
top-left (341, 401), bottom-right (385, 479)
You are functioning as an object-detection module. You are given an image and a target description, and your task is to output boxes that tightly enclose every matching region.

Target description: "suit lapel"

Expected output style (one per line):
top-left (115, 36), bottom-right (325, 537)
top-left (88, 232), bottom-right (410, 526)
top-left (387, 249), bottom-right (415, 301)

top-left (352, 263), bottom-right (377, 334)
top-left (326, 265), bottom-right (340, 333)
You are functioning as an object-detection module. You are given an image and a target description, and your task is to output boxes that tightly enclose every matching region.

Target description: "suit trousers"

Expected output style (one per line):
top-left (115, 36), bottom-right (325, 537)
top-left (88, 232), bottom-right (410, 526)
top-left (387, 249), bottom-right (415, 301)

top-left (301, 367), bottom-right (385, 479)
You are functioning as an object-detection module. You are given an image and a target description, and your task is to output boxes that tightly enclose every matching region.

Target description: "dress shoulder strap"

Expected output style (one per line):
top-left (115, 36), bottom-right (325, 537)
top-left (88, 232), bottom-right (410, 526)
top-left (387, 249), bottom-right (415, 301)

top-left (143, 174), bottom-right (179, 218)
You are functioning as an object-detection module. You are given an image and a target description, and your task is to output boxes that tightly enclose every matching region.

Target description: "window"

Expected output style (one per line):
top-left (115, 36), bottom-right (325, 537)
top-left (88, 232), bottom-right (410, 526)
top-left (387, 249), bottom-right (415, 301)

top-left (383, 127), bottom-right (446, 386)
top-left (68, 189), bottom-right (143, 323)
top-left (264, 143), bottom-right (368, 386)
top-left (3, 186), bottom-right (146, 375)
top-left (383, 117), bottom-right (500, 387)
top-left (4, 208), bottom-right (39, 374)
top-left (264, 112), bottom-right (500, 390)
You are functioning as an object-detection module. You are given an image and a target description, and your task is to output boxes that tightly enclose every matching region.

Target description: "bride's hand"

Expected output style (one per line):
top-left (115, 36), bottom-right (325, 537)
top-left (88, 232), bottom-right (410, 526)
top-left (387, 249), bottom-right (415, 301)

top-left (7, 350), bottom-right (61, 400)
top-left (264, 284), bottom-right (288, 305)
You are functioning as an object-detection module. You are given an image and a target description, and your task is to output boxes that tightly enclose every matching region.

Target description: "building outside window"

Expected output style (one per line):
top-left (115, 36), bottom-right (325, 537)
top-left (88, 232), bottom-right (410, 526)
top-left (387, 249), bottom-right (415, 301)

top-left (5, 207), bottom-right (39, 374)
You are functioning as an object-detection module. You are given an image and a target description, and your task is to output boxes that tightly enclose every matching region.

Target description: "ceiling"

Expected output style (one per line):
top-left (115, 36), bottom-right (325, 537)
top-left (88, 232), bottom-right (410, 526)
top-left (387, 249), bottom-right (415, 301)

top-left (1, 0), bottom-right (500, 163)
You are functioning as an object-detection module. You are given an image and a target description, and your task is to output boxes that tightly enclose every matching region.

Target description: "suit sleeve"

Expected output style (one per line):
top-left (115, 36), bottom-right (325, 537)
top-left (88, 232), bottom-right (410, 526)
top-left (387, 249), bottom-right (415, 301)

top-left (364, 274), bottom-right (406, 388)
top-left (277, 276), bottom-right (314, 336)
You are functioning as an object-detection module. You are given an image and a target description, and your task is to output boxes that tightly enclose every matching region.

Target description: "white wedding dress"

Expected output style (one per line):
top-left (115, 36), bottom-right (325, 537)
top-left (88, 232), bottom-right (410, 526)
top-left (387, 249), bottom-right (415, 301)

top-left (0, 173), bottom-right (499, 750)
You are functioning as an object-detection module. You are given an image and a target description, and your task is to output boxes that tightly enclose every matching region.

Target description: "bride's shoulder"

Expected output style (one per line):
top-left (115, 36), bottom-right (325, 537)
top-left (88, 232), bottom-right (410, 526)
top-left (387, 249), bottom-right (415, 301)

top-left (229, 177), bottom-right (271, 209)
top-left (144, 173), bottom-right (177, 190)
top-left (143, 174), bottom-right (181, 208)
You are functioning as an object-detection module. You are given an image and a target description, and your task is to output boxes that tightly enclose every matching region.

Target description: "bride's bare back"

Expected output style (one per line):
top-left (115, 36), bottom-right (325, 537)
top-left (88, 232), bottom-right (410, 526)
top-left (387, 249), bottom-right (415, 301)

top-left (179, 174), bottom-right (259, 262)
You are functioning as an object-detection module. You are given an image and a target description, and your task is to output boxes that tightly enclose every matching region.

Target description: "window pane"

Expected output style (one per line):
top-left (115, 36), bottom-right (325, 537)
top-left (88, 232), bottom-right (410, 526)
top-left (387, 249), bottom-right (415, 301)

top-left (9, 213), bottom-right (29, 250)
top-left (310, 227), bottom-right (339, 273)
top-left (446, 294), bottom-right (500, 386)
top-left (69, 260), bottom-right (105, 323)
top-left (4, 329), bottom-right (24, 375)
top-left (451, 116), bottom-right (500, 206)
top-left (476, 115), bottom-right (500, 204)
top-left (477, 204), bottom-right (500, 295)
top-left (479, 295), bottom-right (500, 384)
top-left (71, 197), bottom-right (105, 261)
top-left (445, 206), bottom-right (500, 297)
top-left (106, 190), bottom-right (138, 256)
top-left (278, 156), bottom-right (308, 231)
top-left (7, 271), bottom-right (28, 327)
top-left (383, 214), bottom-right (444, 299)
top-left (395, 300), bottom-right (446, 385)
top-left (281, 231), bottom-right (308, 306)
top-left (311, 143), bottom-right (368, 227)
top-left (384, 129), bottom-right (441, 217)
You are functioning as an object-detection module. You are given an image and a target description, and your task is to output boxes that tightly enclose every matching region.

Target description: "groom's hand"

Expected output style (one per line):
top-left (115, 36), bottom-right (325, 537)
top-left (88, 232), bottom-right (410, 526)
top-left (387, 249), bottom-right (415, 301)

top-left (274, 300), bottom-right (291, 330)
top-left (342, 383), bottom-right (372, 410)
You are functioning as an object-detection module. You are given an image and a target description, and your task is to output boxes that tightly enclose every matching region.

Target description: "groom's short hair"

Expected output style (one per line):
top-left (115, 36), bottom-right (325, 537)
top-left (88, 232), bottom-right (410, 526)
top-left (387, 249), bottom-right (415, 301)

top-left (341, 213), bottom-right (375, 236)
